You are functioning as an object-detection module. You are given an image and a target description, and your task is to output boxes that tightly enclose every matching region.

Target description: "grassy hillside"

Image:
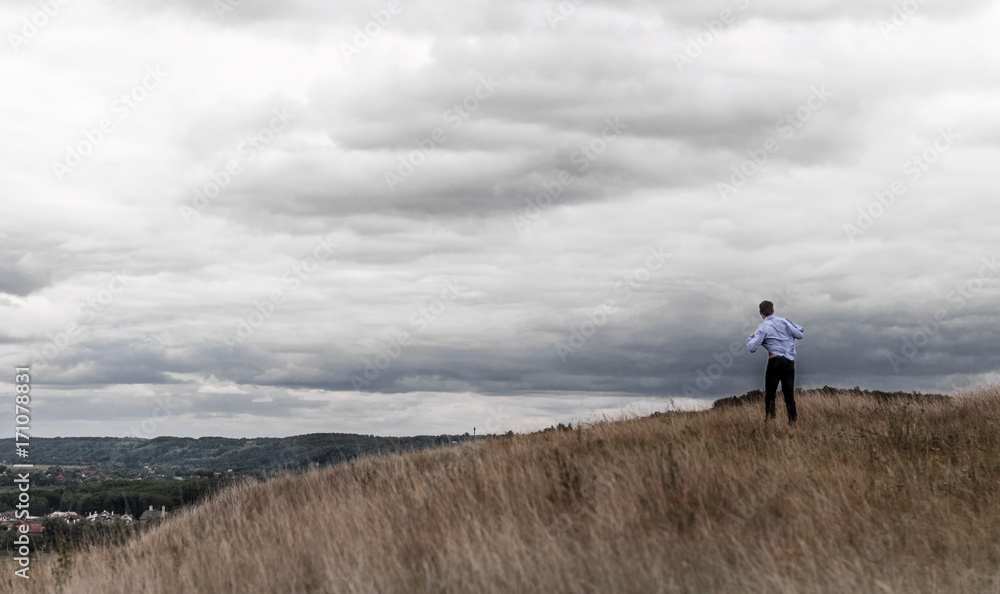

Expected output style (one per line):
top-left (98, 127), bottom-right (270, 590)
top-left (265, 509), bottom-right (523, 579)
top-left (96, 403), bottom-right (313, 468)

top-left (4, 386), bottom-right (1000, 593)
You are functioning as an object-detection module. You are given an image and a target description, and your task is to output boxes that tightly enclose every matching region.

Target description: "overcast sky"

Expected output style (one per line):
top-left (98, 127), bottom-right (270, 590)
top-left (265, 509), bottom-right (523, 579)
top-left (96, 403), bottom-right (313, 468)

top-left (2, 0), bottom-right (998, 439)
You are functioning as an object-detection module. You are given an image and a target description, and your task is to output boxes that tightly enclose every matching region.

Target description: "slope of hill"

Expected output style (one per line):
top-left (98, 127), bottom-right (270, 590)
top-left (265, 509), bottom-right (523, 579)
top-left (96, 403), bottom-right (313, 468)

top-left (5, 386), bottom-right (999, 593)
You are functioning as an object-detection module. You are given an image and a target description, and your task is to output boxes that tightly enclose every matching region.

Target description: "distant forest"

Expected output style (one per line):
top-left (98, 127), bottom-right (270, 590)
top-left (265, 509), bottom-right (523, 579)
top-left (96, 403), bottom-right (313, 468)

top-left (0, 478), bottom-right (219, 517)
top-left (0, 432), bottom-right (483, 517)
top-left (0, 432), bottom-right (481, 473)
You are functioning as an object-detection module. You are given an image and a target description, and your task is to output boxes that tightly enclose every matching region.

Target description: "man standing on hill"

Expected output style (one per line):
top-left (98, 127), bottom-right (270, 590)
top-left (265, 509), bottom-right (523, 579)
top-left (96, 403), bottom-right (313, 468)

top-left (747, 300), bottom-right (804, 424)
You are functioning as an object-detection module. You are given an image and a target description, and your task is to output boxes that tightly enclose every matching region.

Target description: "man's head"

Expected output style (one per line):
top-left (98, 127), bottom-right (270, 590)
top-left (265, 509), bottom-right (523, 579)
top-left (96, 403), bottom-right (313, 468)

top-left (759, 300), bottom-right (774, 318)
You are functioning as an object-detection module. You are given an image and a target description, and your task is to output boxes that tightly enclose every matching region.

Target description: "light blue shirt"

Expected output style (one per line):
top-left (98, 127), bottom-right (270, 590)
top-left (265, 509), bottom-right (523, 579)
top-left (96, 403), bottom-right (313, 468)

top-left (747, 315), bottom-right (804, 360)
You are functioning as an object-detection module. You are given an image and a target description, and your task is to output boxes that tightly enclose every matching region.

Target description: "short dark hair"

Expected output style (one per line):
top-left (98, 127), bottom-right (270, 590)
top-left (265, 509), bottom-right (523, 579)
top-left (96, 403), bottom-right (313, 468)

top-left (759, 300), bottom-right (774, 316)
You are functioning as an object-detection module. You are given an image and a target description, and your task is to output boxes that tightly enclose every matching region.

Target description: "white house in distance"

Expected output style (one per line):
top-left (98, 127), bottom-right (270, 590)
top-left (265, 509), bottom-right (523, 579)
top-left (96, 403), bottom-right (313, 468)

top-left (49, 511), bottom-right (84, 524)
top-left (84, 510), bottom-right (133, 523)
top-left (139, 505), bottom-right (168, 521)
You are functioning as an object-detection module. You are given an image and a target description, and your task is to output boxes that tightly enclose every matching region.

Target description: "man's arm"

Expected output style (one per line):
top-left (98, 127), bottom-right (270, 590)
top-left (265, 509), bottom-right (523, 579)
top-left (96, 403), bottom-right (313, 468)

top-left (747, 325), bottom-right (766, 353)
top-left (786, 319), bottom-right (804, 340)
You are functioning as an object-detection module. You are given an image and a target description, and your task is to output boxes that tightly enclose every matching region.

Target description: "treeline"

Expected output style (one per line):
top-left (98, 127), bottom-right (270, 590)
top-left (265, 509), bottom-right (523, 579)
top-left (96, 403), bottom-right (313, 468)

top-left (712, 385), bottom-right (950, 408)
top-left (0, 479), bottom-right (225, 517)
top-left (0, 432), bottom-right (481, 472)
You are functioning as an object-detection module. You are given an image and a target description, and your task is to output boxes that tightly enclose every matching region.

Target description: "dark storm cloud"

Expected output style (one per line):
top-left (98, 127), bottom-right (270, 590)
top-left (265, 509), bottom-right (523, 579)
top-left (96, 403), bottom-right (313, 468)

top-left (0, 261), bottom-right (51, 297)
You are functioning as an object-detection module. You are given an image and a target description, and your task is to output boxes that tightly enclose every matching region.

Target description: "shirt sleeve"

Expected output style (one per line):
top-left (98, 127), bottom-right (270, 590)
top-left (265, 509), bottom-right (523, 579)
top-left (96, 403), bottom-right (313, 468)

top-left (786, 319), bottom-right (804, 339)
top-left (747, 324), bottom-right (766, 353)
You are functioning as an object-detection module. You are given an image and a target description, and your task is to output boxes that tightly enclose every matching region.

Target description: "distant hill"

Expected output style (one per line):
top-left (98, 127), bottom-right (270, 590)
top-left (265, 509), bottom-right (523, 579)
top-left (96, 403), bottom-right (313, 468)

top-left (712, 384), bottom-right (950, 409)
top-left (0, 432), bottom-right (480, 472)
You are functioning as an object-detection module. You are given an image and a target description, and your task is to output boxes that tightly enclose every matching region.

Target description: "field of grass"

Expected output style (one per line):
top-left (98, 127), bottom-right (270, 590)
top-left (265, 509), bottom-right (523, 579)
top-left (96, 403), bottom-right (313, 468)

top-left (3, 386), bottom-right (999, 593)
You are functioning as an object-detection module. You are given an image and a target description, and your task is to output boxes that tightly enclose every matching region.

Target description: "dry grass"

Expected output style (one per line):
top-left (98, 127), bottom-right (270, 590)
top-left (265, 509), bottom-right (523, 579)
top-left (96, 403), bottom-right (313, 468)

top-left (4, 386), bottom-right (1000, 593)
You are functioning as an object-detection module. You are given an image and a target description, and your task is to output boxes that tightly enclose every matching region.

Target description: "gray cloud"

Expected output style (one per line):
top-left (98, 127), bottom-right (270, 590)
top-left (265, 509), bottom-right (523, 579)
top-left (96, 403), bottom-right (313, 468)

top-left (2, 0), bottom-right (998, 438)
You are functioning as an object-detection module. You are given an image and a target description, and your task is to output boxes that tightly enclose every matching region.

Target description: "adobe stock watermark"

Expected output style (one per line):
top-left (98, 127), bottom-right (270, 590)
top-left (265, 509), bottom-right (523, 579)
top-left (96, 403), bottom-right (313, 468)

top-left (887, 255), bottom-right (998, 373)
top-left (716, 84), bottom-right (833, 201)
top-left (341, 1), bottom-right (404, 63)
top-left (121, 394), bottom-right (182, 438)
top-left (28, 267), bottom-right (132, 372)
top-left (51, 66), bottom-right (167, 181)
top-left (226, 231), bottom-right (339, 347)
top-left (179, 107), bottom-right (295, 223)
top-left (555, 244), bottom-right (672, 362)
top-left (844, 126), bottom-right (957, 243)
top-left (734, 469), bottom-right (791, 527)
top-left (545, 0), bottom-right (587, 29)
top-left (12, 367), bottom-right (33, 579)
top-left (212, 0), bottom-right (246, 19)
top-left (878, 0), bottom-right (929, 40)
top-left (946, 371), bottom-right (1000, 396)
top-left (7, 0), bottom-right (72, 54)
top-left (512, 117), bottom-right (628, 234)
top-left (483, 406), bottom-right (507, 434)
top-left (384, 75), bottom-right (502, 193)
top-left (674, 0), bottom-right (752, 73)
top-left (681, 288), bottom-right (795, 398)
top-left (350, 279), bottom-right (468, 392)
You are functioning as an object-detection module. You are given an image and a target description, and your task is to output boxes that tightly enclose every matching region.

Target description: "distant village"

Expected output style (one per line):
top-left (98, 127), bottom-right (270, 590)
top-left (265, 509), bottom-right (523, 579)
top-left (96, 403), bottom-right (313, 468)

top-left (0, 504), bottom-right (168, 535)
top-left (0, 463), bottom-right (252, 487)
top-left (0, 463), bottom-right (251, 539)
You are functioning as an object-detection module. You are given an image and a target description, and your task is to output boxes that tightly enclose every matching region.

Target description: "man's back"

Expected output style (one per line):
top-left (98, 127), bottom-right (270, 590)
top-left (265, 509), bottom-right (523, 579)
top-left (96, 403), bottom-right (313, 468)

top-left (747, 315), bottom-right (804, 360)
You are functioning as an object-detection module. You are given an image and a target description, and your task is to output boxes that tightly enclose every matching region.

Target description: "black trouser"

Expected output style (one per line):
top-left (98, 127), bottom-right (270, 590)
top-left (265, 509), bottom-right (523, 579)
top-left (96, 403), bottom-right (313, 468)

top-left (764, 356), bottom-right (796, 423)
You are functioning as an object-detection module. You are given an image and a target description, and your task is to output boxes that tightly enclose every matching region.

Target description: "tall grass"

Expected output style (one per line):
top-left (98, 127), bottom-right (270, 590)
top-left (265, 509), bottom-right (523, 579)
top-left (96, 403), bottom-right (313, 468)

top-left (4, 386), bottom-right (999, 593)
